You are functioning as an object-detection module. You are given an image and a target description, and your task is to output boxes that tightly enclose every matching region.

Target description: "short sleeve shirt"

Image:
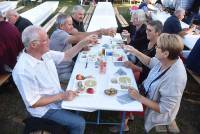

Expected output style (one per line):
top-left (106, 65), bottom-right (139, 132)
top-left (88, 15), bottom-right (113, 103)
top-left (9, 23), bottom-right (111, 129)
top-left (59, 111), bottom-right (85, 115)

top-left (50, 29), bottom-right (74, 78)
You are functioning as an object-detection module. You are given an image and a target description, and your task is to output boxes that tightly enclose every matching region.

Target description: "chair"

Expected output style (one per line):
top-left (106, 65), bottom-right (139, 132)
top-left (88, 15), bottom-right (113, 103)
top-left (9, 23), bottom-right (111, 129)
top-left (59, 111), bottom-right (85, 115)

top-left (23, 117), bottom-right (69, 134)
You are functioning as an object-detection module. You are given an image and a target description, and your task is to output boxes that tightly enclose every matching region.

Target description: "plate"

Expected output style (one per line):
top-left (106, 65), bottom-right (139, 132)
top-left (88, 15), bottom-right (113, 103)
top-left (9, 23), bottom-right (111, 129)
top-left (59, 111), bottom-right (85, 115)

top-left (73, 78), bottom-right (97, 95)
top-left (118, 76), bottom-right (131, 89)
top-left (104, 88), bottom-right (117, 96)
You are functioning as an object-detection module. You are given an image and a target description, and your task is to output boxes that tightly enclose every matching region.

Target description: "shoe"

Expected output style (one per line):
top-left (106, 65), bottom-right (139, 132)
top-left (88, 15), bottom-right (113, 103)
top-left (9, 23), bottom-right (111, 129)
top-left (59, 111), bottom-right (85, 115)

top-left (155, 125), bottom-right (167, 132)
top-left (109, 126), bottom-right (129, 133)
top-left (129, 115), bottom-right (134, 121)
top-left (167, 120), bottom-right (180, 133)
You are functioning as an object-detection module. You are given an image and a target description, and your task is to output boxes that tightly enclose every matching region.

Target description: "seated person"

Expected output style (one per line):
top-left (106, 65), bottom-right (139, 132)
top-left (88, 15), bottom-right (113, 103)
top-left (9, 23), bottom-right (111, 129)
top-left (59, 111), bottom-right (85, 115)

top-left (6, 9), bottom-right (32, 33)
top-left (163, 8), bottom-right (193, 37)
top-left (125, 33), bottom-right (187, 133)
top-left (185, 38), bottom-right (200, 75)
top-left (0, 11), bottom-right (24, 73)
top-left (122, 9), bottom-right (149, 52)
top-left (71, 5), bottom-right (116, 36)
top-left (123, 20), bottom-right (163, 84)
top-left (50, 14), bottom-right (116, 82)
top-left (12, 25), bottom-right (97, 134)
top-left (109, 20), bottom-right (163, 133)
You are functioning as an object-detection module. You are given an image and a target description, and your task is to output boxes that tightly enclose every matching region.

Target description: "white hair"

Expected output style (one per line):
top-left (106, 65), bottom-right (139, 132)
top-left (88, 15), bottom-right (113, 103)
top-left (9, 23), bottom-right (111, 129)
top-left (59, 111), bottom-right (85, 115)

top-left (71, 5), bottom-right (85, 15)
top-left (22, 25), bottom-right (43, 48)
top-left (6, 9), bottom-right (19, 17)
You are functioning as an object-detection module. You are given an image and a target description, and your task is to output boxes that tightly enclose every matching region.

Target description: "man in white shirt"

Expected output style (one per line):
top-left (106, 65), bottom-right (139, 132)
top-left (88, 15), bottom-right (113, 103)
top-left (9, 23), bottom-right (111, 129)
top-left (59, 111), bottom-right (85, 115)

top-left (12, 25), bottom-right (97, 134)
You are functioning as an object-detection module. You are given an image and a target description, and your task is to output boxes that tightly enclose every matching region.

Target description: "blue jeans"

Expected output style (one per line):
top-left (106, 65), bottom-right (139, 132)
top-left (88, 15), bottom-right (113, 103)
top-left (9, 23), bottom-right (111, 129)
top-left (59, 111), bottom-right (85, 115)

top-left (42, 109), bottom-right (85, 134)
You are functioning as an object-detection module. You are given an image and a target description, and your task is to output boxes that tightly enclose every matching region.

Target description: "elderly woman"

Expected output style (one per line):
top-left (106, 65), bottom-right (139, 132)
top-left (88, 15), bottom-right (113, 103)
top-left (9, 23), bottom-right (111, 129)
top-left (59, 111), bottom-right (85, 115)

top-left (124, 20), bottom-right (163, 84)
top-left (124, 33), bottom-right (187, 133)
top-left (122, 9), bottom-right (149, 52)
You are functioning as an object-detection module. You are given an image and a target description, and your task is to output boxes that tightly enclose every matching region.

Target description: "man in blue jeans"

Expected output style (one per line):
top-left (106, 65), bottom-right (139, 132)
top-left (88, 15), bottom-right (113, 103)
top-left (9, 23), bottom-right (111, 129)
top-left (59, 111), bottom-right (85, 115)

top-left (12, 25), bottom-right (98, 134)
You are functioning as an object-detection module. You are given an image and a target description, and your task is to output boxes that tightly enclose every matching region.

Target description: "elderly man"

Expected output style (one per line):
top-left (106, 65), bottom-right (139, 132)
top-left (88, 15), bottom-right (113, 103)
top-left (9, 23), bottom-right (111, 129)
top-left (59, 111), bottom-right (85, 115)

top-left (71, 5), bottom-right (85, 32)
top-left (71, 5), bottom-right (116, 36)
top-left (163, 8), bottom-right (193, 37)
top-left (0, 11), bottom-right (24, 73)
top-left (6, 9), bottom-right (32, 33)
top-left (12, 25), bottom-right (97, 134)
top-left (50, 14), bottom-right (98, 82)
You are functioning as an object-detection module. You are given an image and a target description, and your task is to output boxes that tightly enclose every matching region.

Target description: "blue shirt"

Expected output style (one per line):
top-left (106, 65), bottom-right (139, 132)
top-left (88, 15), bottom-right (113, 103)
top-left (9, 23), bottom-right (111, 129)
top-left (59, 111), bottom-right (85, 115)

top-left (186, 38), bottom-right (200, 75)
top-left (163, 15), bottom-right (182, 34)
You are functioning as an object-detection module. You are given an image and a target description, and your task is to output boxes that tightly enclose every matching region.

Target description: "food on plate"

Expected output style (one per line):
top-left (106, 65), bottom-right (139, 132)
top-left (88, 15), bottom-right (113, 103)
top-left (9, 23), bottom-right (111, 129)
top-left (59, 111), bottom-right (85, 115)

top-left (86, 88), bottom-right (94, 94)
top-left (76, 74), bottom-right (85, 80)
top-left (119, 76), bottom-right (131, 85)
top-left (120, 84), bottom-right (129, 89)
top-left (104, 88), bottom-right (117, 96)
top-left (111, 78), bottom-right (118, 84)
top-left (77, 81), bottom-right (85, 92)
top-left (117, 56), bottom-right (123, 61)
top-left (84, 79), bottom-right (97, 87)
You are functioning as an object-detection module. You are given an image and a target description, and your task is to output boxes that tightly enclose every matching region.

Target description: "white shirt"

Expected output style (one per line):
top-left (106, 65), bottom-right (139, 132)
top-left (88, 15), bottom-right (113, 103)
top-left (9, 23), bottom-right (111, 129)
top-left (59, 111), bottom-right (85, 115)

top-left (12, 50), bottom-right (65, 117)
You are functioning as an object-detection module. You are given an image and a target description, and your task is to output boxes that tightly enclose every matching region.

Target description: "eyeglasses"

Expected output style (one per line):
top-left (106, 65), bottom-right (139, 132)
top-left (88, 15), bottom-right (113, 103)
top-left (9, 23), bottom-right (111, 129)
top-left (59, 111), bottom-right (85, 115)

top-left (146, 28), bottom-right (152, 32)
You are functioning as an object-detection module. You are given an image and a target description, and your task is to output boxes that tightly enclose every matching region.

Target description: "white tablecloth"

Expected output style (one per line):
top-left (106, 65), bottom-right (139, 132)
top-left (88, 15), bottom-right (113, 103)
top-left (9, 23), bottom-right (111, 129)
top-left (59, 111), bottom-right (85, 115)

top-left (0, 1), bottom-right (18, 14)
top-left (61, 35), bottom-right (143, 112)
top-left (20, 1), bottom-right (59, 26)
top-left (87, 2), bottom-right (118, 32)
top-left (151, 11), bottom-right (199, 49)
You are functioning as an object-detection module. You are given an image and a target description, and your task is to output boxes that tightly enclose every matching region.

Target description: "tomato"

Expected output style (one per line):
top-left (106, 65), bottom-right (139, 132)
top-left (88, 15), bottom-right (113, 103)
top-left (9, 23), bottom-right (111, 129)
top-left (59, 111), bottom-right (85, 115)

top-left (76, 74), bottom-right (84, 80)
top-left (86, 88), bottom-right (94, 94)
top-left (117, 56), bottom-right (123, 61)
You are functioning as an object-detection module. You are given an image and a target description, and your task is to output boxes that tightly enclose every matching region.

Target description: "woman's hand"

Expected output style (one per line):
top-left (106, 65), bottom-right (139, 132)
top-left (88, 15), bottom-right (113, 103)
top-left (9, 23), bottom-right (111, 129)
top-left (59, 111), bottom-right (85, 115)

top-left (123, 61), bottom-right (141, 72)
top-left (128, 87), bottom-right (142, 101)
top-left (123, 45), bottom-right (137, 54)
top-left (123, 61), bottom-right (134, 68)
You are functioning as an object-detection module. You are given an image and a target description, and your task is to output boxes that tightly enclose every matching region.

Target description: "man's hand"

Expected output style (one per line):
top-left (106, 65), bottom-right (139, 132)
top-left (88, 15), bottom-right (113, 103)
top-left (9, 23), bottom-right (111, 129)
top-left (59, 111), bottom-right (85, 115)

top-left (80, 34), bottom-right (98, 46)
top-left (101, 28), bottom-right (117, 37)
top-left (61, 90), bottom-right (78, 101)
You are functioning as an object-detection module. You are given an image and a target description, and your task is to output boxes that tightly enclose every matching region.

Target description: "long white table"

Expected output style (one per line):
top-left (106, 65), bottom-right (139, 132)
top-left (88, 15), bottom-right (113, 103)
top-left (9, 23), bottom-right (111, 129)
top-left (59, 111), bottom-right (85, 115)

top-left (0, 1), bottom-right (18, 14)
top-left (62, 2), bottom-right (142, 113)
top-left (62, 35), bottom-right (143, 112)
top-left (151, 10), bottom-right (199, 49)
top-left (87, 2), bottom-right (118, 32)
top-left (20, 1), bottom-right (59, 26)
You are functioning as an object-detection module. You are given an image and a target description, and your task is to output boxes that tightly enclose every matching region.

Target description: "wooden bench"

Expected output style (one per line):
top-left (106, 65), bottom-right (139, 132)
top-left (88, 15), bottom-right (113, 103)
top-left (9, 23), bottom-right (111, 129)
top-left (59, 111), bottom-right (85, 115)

top-left (83, 6), bottom-right (95, 31)
top-left (116, 14), bottom-right (129, 27)
top-left (113, 7), bottom-right (119, 15)
top-left (186, 68), bottom-right (200, 85)
top-left (16, 6), bottom-right (25, 12)
top-left (114, 7), bottom-right (129, 28)
top-left (43, 6), bottom-right (68, 32)
top-left (0, 73), bottom-right (11, 86)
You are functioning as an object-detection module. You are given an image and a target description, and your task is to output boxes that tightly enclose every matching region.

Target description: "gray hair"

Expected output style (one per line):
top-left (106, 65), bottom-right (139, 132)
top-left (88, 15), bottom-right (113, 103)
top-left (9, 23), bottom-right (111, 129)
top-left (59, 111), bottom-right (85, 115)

top-left (22, 25), bottom-right (43, 48)
top-left (71, 5), bottom-right (85, 15)
top-left (55, 13), bottom-right (70, 28)
top-left (6, 9), bottom-right (19, 17)
top-left (148, 20), bottom-right (163, 34)
top-left (131, 9), bottom-right (147, 24)
top-left (174, 8), bottom-right (185, 15)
